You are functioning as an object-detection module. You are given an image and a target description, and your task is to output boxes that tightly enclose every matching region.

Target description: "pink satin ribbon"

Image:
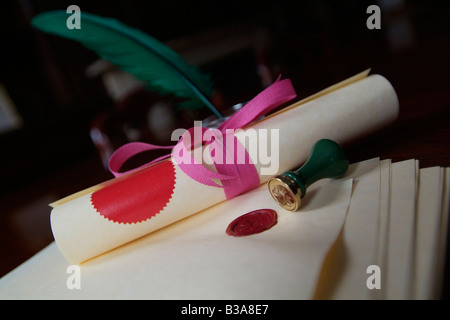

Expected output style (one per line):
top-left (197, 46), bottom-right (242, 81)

top-left (108, 77), bottom-right (297, 199)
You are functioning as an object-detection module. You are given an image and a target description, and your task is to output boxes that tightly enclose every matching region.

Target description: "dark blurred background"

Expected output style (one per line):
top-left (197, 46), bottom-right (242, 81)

top-left (1, 0), bottom-right (449, 298)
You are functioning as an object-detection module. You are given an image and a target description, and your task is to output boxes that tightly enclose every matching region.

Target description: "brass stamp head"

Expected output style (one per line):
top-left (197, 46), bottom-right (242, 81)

top-left (267, 139), bottom-right (349, 211)
top-left (268, 175), bottom-right (302, 211)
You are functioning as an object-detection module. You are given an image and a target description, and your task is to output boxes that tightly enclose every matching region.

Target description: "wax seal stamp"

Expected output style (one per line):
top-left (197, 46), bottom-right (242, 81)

top-left (268, 139), bottom-right (349, 211)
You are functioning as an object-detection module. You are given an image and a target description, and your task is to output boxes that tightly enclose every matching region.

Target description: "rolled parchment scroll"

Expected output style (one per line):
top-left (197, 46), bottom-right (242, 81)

top-left (50, 72), bottom-right (399, 263)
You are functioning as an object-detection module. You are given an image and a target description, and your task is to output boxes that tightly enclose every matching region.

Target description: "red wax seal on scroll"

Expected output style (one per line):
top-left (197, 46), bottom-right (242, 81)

top-left (91, 160), bottom-right (176, 224)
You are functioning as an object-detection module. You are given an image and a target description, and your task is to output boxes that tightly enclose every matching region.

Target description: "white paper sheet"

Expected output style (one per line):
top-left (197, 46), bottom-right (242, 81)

top-left (385, 159), bottom-right (418, 299)
top-left (414, 166), bottom-right (445, 299)
top-left (373, 159), bottom-right (391, 299)
top-left (313, 158), bottom-right (381, 299)
top-left (436, 168), bottom-right (450, 296)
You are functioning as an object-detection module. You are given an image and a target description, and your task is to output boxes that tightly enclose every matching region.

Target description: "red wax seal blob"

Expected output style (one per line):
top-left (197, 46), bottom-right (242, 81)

top-left (91, 160), bottom-right (176, 224)
top-left (226, 209), bottom-right (278, 237)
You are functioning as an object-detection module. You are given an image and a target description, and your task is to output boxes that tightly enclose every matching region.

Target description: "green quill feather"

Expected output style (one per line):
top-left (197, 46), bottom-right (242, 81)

top-left (31, 10), bottom-right (222, 117)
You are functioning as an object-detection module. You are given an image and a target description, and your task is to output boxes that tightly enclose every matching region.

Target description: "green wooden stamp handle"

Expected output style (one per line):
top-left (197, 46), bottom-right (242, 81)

top-left (268, 139), bottom-right (349, 211)
top-left (283, 139), bottom-right (349, 198)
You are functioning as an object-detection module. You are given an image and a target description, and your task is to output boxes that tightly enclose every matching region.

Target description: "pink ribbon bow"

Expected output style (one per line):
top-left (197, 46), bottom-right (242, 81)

top-left (108, 77), bottom-right (297, 199)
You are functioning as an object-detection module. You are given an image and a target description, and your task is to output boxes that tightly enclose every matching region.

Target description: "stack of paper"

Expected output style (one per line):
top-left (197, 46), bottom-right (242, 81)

top-left (0, 157), bottom-right (448, 299)
top-left (314, 158), bottom-right (450, 299)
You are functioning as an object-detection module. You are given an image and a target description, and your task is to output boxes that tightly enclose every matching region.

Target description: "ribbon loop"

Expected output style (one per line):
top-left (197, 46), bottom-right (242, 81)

top-left (109, 142), bottom-right (173, 177)
top-left (218, 78), bottom-right (296, 131)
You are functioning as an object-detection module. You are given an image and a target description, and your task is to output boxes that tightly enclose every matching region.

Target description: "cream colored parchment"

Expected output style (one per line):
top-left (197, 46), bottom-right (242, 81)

top-left (413, 166), bottom-right (445, 299)
top-left (385, 159), bottom-right (418, 299)
top-left (313, 158), bottom-right (381, 299)
top-left (0, 178), bottom-right (353, 299)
